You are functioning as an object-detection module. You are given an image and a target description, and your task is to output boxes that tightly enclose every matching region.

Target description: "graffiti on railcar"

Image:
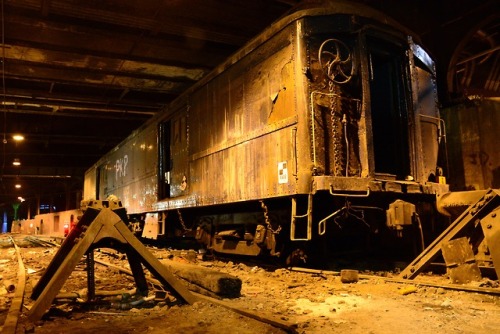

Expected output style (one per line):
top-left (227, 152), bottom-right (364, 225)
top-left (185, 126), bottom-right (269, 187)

top-left (114, 154), bottom-right (129, 180)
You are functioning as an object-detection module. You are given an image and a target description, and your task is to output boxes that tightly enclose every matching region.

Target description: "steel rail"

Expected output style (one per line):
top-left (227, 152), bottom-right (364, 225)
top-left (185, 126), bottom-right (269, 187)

top-left (289, 267), bottom-right (500, 296)
top-left (1, 237), bottom-right (27, 334)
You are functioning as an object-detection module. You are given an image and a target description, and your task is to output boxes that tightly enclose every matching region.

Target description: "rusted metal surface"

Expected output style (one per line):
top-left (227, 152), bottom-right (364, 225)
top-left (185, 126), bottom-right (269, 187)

top-left (89, 127), bottom-right (159, 214)
top-left (1, 0), bottom-right (496, 213)
top-left (386, 200), bottom-right (417, 237)
top-left (441, 101), bottom-right (500, 191)
top-left (86, 1), bottom-right (447, 205)
top-left (80, 1), bottom-right (450, 258)
top-left (437, 190), bottom-right (488, 217)
top-left (400, 189), bottom-right (500, 280)
top-left (479, 206), bottom-right (500, 280)
top-left (441, 237), bottom-right (482, 284)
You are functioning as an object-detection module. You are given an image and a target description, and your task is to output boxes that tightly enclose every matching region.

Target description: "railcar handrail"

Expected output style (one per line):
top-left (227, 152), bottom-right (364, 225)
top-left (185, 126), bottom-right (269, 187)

top-left (329, 185), bottom-right (371, 197)
top-left (290, 195), bottom-right (312, 241)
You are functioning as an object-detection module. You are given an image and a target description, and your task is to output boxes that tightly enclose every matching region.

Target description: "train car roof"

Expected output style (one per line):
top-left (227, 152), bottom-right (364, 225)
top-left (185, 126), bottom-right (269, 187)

top-left (164, 0), bottom-right (422, 114)
top-left (88, 0), bottom-right (425, 169)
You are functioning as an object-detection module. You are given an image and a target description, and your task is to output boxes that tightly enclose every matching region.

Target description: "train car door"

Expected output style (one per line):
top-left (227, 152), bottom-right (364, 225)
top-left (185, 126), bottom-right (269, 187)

top-left (97, 163), bottom-right (109, 200)
top-left (169, 113), bottom-right (189, 198)
top-left (158, 112), bottom-right (189, 199)
top-left (158, 121), bottom-right (171, 199)
top-left (409, 41), bottom-right (443, 183)
top-left (366, 35), bottom-right (412, 180)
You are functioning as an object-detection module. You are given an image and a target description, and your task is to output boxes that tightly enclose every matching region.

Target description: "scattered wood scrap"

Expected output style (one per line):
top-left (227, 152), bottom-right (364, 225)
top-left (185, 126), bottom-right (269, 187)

top-left (160, 260), bottom-right (242, 298)
top-left (95, 258), bottom-right (242, 298)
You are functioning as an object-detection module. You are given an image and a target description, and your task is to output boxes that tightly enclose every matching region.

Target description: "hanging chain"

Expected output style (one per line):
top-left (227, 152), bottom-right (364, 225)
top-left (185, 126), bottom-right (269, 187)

top-left (177, 209), bottom-right (192, 232)
top-left (329, 81), bottom-right (344, 176)
top-left (259, 200), bottom-right (282, 234)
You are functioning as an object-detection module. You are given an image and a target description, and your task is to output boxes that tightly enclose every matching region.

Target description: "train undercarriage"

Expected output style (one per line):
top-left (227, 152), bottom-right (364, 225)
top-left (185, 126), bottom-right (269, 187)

top-left (138, 188), bottom-right (446, 268)
top-left (134, 187), bottom-right (499, 282)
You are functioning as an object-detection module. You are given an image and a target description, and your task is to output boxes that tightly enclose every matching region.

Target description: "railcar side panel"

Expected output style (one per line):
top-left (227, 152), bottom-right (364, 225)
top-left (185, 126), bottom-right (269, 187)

top-left (91, 126), bottom-right (158, 214)
top-left (190, 129), bottom-right (297, 205)
top-left (188, 25), bottom-right (300, 204)
top-left (82, 1), bottom-right (451, 260)
top-left (83, 167), bottom-right (97, 201)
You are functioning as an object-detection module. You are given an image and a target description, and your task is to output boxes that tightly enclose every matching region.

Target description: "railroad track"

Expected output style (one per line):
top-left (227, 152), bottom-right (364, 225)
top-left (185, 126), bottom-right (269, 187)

top-left (0, 235), bottom-right (297, 333)
top-left (1, 236), bottom-right (27, 334)
top-left (163, 246), bottom-right (500, 295)
top-left (288, 267), bottom-right (500, 296)
top-left (1, 235), bottom-right (498, 333)
top-left (0, 234), bottom-right (61, 333)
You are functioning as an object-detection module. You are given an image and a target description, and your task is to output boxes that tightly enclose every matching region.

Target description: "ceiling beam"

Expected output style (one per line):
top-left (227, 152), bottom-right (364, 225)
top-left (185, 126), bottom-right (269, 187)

top-left (5, 0), bottom-right (257, 46)
top-left (1, 101), bottom-right (156, 120)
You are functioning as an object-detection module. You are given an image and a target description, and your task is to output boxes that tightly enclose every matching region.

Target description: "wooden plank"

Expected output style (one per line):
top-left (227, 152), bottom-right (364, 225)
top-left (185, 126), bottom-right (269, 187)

top-left (29, 203), bottom-right (197, 322)
top-left (94, 259), bottom-right (222, 299)
top-left (30, 208), bottom-right (100, 299)
top-left (126, 250), bottom-right (149, 295)
top-left (28, 214), bottom-right (105, 321)
top-left (161, 260), bottom-right (242, 297)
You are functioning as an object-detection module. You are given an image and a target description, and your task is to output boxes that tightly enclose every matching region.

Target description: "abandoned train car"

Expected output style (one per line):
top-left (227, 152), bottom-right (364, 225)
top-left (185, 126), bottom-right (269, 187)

top-left (82, 0), bottom-right (449, 261)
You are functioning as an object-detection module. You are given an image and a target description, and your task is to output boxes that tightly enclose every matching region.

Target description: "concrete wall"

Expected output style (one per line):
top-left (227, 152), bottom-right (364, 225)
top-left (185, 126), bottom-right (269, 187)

top-left (442, 99), bottom-right (500, 191)
top-left (12, 209), bottom-right (82, 237)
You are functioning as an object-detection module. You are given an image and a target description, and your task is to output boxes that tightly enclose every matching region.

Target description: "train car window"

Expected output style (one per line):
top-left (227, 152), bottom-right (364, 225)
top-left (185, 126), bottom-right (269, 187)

top-left (412, 43), bottom-right (434, 74)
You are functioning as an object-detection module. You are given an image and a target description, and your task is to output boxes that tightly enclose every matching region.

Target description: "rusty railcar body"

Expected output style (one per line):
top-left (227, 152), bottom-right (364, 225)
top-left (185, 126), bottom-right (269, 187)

top-left (83, 1), bottom-right (449, 261)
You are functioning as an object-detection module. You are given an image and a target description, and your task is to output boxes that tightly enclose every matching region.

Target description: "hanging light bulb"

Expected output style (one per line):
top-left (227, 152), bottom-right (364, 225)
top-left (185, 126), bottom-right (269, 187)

top-left (15, 184), bottom-right (21, 189)
top-left (13, 158), bottom-right (21, 166)
top-left (12, 134), bottom-right (25, 141)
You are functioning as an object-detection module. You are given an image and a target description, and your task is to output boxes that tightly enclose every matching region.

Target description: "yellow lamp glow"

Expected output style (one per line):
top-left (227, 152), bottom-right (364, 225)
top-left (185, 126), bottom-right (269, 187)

top-left (12, 134), bottom-right (25, 141)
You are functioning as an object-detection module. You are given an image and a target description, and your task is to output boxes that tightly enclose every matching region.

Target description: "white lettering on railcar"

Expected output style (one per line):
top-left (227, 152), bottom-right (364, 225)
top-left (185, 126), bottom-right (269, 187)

top-left (278, 161), bottom-right (288, 184)
top-left (115, 155), bottom-right (129, 180)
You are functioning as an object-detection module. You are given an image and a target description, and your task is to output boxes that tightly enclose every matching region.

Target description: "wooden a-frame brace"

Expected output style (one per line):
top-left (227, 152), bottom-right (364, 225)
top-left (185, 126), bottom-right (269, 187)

top-left (28, 200), bottom-right (197, 321)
